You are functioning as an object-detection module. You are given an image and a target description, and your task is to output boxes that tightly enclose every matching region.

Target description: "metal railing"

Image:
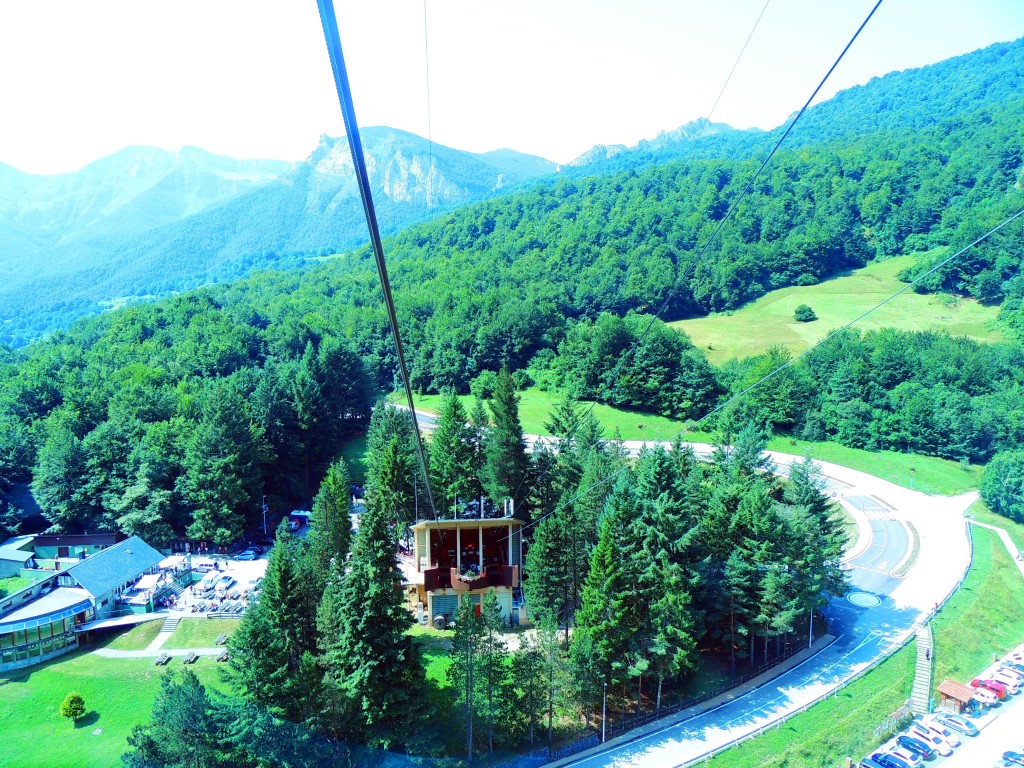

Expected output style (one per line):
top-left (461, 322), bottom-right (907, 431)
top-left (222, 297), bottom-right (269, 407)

top-left (681, 521), bottom-right (974, 767)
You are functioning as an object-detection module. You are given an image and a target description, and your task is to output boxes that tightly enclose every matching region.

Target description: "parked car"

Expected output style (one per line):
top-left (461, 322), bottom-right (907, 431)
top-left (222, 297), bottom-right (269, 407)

top-left (859, 759), bottom-right (888, 768)
top-left (973, 687), bottom-right (1000, 706)
top-left (918, 716), bottom-right (961, 747)
top-left (934, 713), bottom-right (978, 737)
top-left (991, 670), bottom-right (1021, 693)
top-left (214, 575), bottom-right (236, 594)
top-left (1001, 660), bottom-right (1024, 676)
top-left (907, 724), bottom-right (952, 756)
top-left (1003, 751), bottom-right (1024, 767)
top-left (971, 678), bottom-right (1008, 699)
top-left (872, 752), bottom-right (912, 768)
top-left (235, 550), bottom-right (257, 561)
top-left (896, 735), bottom-right (934, 760)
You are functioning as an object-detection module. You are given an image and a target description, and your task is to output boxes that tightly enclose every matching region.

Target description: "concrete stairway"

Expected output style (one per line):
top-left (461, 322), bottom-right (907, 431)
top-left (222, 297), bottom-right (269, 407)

top-left (161, 615), bottom-right (181, 633)
top-left (911, 624), bottom-right (933, 714)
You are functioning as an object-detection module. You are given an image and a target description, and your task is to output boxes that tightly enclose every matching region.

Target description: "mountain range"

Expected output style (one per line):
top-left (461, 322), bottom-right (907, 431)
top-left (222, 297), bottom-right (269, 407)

top-left (0, 128), bottom-right (563, 346)
top-left (3, 35), bottom-right (1024, 347)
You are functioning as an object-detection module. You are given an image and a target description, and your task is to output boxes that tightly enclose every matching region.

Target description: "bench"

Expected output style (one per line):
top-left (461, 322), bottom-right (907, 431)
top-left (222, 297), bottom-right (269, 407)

top-left (154, 653), bottom-right (171, 666)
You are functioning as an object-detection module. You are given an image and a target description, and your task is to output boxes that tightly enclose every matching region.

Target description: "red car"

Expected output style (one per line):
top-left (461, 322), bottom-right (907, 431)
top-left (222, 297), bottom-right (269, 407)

top-left (970, 678), bottom-right (1008, 699)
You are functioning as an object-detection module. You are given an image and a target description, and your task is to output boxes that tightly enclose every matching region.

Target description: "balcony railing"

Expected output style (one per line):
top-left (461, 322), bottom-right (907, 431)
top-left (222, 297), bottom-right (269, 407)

top-left (422, 565), bottom-right (519, 592)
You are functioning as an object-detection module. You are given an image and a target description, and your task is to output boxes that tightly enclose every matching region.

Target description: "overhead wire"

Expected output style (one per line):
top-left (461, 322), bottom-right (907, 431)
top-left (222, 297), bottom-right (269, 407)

top-left (691, 205), bottom-right (1024, 429)
top-left (316, 0), bottom-right (439, 521)
top-left (422, 0), bottom-right (435, 211)
top-left (513, 202), bottom-right (1024, 540)
top-left (706, 0), bottom-right (772, 122)
top-left (502, 0), bottom-right (883, 531)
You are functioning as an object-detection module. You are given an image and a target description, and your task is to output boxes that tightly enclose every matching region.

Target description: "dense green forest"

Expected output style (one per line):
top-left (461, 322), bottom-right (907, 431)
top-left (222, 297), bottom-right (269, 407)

top-left (124, 397), bottom-right (845, 764)
top-left (4, 37), bottom-right (1024, 541)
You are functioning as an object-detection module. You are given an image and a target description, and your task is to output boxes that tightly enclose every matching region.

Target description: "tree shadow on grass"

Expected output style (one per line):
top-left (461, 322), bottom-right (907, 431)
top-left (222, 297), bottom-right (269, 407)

top-left (75, 711), bottom-right (100, 728)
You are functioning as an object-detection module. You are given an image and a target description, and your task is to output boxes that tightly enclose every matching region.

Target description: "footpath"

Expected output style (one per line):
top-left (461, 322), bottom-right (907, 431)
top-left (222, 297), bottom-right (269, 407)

top-left (547, 635), bottom-right (837, 768)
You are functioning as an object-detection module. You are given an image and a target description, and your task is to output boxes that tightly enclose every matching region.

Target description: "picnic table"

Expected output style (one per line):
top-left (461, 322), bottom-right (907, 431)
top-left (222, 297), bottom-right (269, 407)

top-left (154, 653), bottom-right (171, 666)
top-left (183, 652), bottom-right (199, 665)
top-left (214, 633), bottom-right (228, 646)
top-left (216, 649), bottom-right (229, 662)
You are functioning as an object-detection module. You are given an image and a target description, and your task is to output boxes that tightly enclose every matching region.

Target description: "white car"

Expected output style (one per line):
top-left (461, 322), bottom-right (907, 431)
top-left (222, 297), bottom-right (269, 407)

top-left (919, 716), bottom-right (961, 747)
top-left (991, 671), bottom-right (1021, 694)
top-left (973, 687), bottom-right (999, 706)
top-left (907, 724), bottom-right (953, 756)
top-left (999, 668), bottom-right (1024, 686)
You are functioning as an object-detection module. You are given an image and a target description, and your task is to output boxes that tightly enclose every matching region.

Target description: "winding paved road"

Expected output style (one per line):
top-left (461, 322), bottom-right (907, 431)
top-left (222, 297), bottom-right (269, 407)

top-left (396, 404), bottom-right (976, 766)
top-left (549, 446), bottom-right (974, 768)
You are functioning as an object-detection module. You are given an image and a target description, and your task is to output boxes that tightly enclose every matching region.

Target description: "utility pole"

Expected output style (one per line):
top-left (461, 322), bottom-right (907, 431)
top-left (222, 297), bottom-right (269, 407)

top-left (602, 681), bottom-right (608, 743)
top-left (261, 495), bottom-right (268, 535)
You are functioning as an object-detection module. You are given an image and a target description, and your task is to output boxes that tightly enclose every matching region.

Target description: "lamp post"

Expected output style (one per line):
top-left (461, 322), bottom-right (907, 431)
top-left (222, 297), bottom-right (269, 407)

top-left (602, 681), bottom-right (608, 743)
top-left (261, 495), bottom-right (268, 535)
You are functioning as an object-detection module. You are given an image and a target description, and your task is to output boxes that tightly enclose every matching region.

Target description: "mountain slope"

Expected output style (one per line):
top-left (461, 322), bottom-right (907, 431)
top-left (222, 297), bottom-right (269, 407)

top-left (0, 128), bottom-right (557, 346)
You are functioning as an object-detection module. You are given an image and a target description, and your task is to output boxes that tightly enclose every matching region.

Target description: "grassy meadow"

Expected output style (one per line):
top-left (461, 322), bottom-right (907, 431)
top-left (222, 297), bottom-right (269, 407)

top-left (398, 389), bottom-right (981, 496)
top-left (671, 254), bottom-right (1004, 366)
top-left (162, 618), bottom-right (239, 650)
top-left (706, 513), bottom-right (1024, 767)
top-left (0, 649), bottom-right (227, 768)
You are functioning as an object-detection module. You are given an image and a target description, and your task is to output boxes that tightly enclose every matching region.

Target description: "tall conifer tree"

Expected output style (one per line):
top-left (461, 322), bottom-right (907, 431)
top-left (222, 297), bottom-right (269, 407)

top-left (484, 369), bottom-right (531, 521)
top-left (322, 498), bottom-right (421, 748)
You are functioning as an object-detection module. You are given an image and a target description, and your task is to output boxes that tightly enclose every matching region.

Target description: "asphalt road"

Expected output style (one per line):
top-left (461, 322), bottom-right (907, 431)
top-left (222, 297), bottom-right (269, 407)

top-left (559, 515), bottom-right (916, 768)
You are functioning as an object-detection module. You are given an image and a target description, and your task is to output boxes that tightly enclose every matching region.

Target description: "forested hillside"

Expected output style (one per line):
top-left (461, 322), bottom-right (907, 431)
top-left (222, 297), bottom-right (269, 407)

top-left (3, 38), bottom-right (1024, 540)
top-left (0, 128), bottom-right (556, 346)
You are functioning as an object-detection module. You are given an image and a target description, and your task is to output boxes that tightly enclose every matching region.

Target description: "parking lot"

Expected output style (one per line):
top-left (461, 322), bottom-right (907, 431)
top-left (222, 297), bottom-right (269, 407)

top-left (859, 643), bottom-right (1024, 768)
top-left (933, 694), bottom-right (1024, 767)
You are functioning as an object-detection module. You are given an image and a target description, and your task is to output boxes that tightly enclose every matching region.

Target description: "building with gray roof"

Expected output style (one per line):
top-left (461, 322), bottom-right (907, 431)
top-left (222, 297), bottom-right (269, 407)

top-left (0, 535), bottom-right (164, 672)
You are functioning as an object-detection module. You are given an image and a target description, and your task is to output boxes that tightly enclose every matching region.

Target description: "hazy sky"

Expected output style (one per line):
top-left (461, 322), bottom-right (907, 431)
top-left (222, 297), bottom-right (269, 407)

top-left (2, 0), bottom-right (1024, 175)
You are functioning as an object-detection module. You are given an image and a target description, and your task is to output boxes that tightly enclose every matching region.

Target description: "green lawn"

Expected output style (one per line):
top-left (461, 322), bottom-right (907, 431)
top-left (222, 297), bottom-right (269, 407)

top-left (408, 624), bottom-right (453, 688)
top-left (967, 499), bottom-right (1024, 552)
top-left (402, 389), bottom-right (982, 497)
top-left (933, 524), bottom-right (1024, 685)
top-left (766, 437), bottom-right (983, 496)
top-left (705, 645), bottom-right (916, 768)
top-left (672, 254), bottom-right (1004, 366)
top-left (0, 649), bottom-right (228, 768)
top-left (101, 619), bottom-right (164, 651)
top-left (402, 387), bottom-right (716, 444)
top-left (338, 432), bottom-right (369, 484)
top-left (162, 618), bottom-right (239, 650)
top-left (0, 575), bottom-right (36, 597)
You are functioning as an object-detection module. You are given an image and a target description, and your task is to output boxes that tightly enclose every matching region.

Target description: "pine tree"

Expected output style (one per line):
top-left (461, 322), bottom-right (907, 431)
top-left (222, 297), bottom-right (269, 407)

top-left (365, 401), bottom-right (419, 523)
top-left (301, 459), bottom-right (353, 600)
top-left (429, 392), bottom-right (480, 514)
top-left (523, 501), bottom-right (570, 629)
top-left (537, 618), bottom-right (566, 746)
top-left (573, 480), bottom-right (639, 690)
top-left (315, 560), bottom-right (350, 736)
top-left (226, 520), bottom-right (308, 721)
top-left (512, 632), bottom-right (545, 745)
top-left (324, 499), bottom-right (422, 748)
top-left (295, 460), bottom-right (353, 658)
top-left (123, 669), bottom-right (223, 767)
top-left (449, 597), bottom-right (483, 762)
top-left (484, 369), bottom-right (531, 520)
top-left (479, 593), bottom-right (508, 755)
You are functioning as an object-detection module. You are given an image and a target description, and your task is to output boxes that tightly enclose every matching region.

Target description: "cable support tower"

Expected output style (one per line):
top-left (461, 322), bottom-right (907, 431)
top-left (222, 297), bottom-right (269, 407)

top-left (316, 0), bottom-right (439, 522)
